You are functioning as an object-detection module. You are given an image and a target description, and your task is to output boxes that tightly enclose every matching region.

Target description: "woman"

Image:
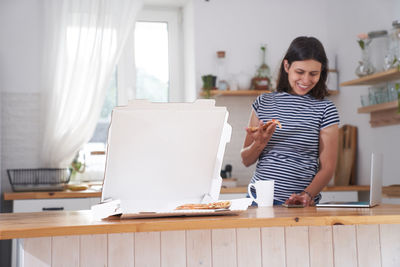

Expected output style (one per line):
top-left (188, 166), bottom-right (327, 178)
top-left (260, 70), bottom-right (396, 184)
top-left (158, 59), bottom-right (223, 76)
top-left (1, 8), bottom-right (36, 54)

top-left (241, 36), bottom-right (339, 207)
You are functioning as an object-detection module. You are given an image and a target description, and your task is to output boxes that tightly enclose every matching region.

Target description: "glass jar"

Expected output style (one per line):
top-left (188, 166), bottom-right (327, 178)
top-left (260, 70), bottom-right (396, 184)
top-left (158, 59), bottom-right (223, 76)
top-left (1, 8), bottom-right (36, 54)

top-left (216, 51), bottom-right (228, 90)
top-left (384, 20), bottom-right (400, 70)
top-left (355, 39), bottom-right (375, 77)
top-left (257, 46), bottom-right (271, 78)
top-left (252, 45), bottom-right (271, 90)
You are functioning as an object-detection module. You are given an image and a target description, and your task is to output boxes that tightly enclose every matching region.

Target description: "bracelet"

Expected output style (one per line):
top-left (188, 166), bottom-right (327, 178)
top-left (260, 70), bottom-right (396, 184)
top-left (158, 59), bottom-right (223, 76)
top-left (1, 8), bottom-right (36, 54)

top-left (302, 190), bottom-right (313, 199)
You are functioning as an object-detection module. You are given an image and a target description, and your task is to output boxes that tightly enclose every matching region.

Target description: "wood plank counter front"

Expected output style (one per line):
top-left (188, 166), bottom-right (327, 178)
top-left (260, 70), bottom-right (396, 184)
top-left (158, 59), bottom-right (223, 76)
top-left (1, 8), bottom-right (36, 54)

top-left (3, 205), bottom-right (400, 267)
top-left (0, 205), bottom-right (399, 239)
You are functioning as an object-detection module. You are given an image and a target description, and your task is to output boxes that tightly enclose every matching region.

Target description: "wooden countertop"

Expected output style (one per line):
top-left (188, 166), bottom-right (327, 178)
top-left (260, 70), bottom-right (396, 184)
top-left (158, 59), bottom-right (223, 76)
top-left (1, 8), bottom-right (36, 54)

top-left (220, 185), bottom-right (400, 197)
top-left (1, 204), bottom-right (400, 240)
top-left (4, 185), bottom-right (400, 200)
top-left (221, 185), bottom-right (372, 193)
top-left (3, 189), bottom-right (102, 200)
top-left (3, 186), bottom-right (355, 200)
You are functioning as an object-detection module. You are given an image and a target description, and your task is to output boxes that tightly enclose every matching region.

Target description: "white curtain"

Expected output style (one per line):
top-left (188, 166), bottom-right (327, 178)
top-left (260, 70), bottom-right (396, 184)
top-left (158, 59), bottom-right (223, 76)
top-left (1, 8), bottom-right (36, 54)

top-left (40, 0), bottom-right (143, 167)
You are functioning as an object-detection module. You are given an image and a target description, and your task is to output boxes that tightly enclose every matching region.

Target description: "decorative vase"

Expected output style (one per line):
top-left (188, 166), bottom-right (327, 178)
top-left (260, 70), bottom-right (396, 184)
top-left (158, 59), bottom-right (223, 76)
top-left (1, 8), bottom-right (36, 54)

top-left (237, 72), bottom-right (251, 90)
top-left (252, 45), bottom-right (271, 90)
top-left (355, 40), bottom-right (375, 77)
top-left (251, 77), bottom-right (270, 90)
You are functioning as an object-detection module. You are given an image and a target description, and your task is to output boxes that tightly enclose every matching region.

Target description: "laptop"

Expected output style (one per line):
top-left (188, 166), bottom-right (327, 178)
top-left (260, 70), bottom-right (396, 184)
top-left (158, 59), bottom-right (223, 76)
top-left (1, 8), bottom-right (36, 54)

top-left (316, 153), bottom-right (383, 208)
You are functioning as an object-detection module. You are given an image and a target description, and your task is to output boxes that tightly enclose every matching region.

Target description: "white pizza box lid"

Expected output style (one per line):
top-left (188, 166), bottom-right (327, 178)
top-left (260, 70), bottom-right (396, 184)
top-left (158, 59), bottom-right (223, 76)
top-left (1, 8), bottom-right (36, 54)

top-left (94, 99), bottom-right (232, 217)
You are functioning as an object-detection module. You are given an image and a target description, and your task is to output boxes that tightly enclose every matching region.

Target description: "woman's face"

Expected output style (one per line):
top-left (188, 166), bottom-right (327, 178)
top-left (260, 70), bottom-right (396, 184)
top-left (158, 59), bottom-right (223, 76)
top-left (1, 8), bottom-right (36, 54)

top-left (284, 59), bottom-right (322, 96)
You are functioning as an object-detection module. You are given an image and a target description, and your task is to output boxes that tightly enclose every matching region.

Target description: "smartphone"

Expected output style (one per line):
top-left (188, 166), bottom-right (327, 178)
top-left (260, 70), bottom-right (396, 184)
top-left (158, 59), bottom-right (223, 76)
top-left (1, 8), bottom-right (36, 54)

top-left (282, 203), bottom-right (304, 208)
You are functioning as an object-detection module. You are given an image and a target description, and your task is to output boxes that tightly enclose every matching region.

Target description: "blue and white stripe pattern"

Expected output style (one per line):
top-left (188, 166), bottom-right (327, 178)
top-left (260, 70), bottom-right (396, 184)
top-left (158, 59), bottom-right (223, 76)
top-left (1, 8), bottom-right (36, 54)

top-left (251, 92), bottom-right (339, 203)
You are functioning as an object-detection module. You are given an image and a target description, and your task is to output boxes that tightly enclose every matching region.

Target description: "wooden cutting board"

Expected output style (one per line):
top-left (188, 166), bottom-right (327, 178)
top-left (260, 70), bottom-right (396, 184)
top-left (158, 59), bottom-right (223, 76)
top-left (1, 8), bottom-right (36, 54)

top-left (334, 125), bottom-right (357, 186)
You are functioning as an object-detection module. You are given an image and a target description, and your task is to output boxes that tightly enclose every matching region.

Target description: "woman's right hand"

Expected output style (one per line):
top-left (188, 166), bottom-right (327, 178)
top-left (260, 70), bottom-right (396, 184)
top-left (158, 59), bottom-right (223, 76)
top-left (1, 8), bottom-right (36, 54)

top-left (246, 120), bottom-right (277, 147)
top-left (241, 111), bottom-right (277, 167)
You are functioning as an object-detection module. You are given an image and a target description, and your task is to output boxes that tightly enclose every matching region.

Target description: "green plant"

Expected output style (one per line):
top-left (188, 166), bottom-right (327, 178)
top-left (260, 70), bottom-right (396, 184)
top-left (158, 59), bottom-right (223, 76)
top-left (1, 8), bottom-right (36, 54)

top-left (70, 153), bottom-right (85, 177)
top-left (204, 89), bottom-right (211, 99)
top-left (357, 39), bottom-right (365, 50)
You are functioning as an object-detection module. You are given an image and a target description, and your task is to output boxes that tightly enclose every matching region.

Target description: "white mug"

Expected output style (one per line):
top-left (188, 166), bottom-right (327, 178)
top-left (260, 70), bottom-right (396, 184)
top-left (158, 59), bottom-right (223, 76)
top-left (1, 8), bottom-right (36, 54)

top-left (248, 180), bottom-right (274, 207)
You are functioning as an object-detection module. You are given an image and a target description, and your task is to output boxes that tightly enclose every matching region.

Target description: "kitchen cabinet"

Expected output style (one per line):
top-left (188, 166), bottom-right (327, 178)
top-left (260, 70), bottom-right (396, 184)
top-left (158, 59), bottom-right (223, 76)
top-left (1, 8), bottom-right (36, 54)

top-left (4, 205), bottom-right (400, 267)
top-left (4, 190), bottom-right (101, 212)
top-left (340, 68), bottom-right (400, 127)
top-left (5, 192), bottom-right (100, 267)
top-left (12, 198), bottom-right (100, 213)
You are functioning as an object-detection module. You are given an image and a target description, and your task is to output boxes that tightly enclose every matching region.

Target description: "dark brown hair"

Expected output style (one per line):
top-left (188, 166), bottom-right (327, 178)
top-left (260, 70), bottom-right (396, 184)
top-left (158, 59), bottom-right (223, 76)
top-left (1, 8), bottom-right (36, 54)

top-left (276, 36), bottom-right (328, 99)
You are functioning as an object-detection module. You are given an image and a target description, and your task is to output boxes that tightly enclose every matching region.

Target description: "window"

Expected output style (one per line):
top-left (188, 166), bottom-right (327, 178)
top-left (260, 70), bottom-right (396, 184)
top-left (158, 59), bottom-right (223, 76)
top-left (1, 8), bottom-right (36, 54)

top-left (81, 8), bottom-right (184, 181)
top-left (135, 7), bottom-right (182, 102)
top-left (135, 21), bottom-right (169, 102)
top-left (89, 69), bottom-right (118, 144)
top-left (90, 7), bottom-right (182, 144)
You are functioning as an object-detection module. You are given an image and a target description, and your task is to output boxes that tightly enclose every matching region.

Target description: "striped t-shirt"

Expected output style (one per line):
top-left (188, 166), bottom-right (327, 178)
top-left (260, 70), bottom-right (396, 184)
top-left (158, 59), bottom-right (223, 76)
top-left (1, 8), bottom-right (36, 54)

top-left (251, 92), bottom-right (340, 203)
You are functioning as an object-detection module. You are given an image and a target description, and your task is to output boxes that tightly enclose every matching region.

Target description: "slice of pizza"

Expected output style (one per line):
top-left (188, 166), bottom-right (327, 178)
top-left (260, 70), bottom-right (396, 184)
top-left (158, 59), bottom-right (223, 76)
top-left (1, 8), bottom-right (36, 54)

top-left (175, 201), bottom-right (231, 210)
top-left (271, 119), bottom-right (282, 129)
top-left (248, 119), bottom-right (282, 132)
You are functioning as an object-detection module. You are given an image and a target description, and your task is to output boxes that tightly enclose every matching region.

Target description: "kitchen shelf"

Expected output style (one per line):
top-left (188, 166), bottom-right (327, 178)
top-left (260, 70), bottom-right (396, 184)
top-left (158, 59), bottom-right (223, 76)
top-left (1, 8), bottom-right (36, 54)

top-left (341, 69), bottom-right (400, 127)
top-left (340, 68), bottom-right (400, 86)
top-left (358, 100), bottom-right (398, 113)
top-left (328, 90), bottom-right (339, 96)
top-left (360, 101), bottom-right (400, 127)
top-left (200, 89), bottom-right (271, 96)
top-left (200, 89), bottom-right (338, 97)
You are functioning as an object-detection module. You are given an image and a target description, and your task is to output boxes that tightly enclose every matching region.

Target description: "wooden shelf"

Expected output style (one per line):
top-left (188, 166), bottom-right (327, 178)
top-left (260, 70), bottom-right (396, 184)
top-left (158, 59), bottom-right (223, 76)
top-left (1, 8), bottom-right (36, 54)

top-left (358, 100), bottom-right (398, 113)
top-left (200, 89), bottom-right (271, 96)
top-left (340, 68), bottom-right (400, 86)
top-left (328, 90), bottom-right (339, 96)
top-left (200, 89), bottom-right (339, 97)
top-left (357, 101), bottom-right (399, 128)
top-left (340, 69), bottom-right (400, 127)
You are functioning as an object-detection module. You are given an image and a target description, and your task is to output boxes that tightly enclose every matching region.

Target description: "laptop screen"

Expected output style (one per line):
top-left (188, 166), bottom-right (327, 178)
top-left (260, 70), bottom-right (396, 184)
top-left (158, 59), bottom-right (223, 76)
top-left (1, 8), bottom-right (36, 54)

top-left (369, 153), bottom-right (383, 206)
top-left (316, 152), bottom-right (383, 208)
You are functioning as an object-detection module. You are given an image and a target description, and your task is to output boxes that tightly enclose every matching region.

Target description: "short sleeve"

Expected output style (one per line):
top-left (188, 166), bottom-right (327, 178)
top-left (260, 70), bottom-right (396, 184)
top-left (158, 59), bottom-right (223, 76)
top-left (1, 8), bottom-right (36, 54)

top-left (252, 95), bottom-right (262, 114)
top-left (320, 101), bottom-right (340, 129)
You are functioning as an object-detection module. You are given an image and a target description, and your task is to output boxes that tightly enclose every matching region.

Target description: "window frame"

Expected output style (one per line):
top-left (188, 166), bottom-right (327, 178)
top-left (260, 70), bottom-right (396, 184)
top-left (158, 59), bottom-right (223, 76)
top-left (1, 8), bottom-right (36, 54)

top-left (118, 7), bottom-right (183, 105)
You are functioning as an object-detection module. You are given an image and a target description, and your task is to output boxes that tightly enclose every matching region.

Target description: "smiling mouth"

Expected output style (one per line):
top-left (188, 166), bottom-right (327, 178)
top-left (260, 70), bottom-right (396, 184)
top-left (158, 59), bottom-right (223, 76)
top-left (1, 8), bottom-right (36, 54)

top-left (296, 83), bottom-right (311, 90)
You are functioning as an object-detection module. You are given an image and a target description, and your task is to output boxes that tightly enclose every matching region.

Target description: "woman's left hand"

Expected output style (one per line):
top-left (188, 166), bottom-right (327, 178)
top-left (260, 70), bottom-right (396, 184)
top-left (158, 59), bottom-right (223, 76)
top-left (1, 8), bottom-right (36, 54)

top-left (285, 192), bottom-right (315, 207)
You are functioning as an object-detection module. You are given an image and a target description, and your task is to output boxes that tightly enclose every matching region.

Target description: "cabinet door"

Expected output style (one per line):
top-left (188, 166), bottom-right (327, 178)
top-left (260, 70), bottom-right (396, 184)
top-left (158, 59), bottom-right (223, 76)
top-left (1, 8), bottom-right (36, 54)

top-left (13, 198), bottom-right (100, 212)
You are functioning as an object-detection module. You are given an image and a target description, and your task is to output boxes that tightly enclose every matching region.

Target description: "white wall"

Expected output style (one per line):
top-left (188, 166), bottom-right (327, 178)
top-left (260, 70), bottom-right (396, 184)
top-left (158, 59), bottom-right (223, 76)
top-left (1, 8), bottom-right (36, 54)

top-left (0, 0), bottom-right (43, 197)
top-left (193, 0), bottom-right (331, 89)
top-left (0, 0), bottom-right (42, 94)
top-left (193, 0), bottom-right (400, 186)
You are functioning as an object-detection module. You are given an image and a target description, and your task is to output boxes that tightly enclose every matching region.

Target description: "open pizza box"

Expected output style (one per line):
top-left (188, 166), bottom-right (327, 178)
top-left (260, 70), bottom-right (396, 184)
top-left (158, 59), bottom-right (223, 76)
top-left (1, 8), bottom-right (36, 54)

top-left (91, 99), bottom-right (251, 219)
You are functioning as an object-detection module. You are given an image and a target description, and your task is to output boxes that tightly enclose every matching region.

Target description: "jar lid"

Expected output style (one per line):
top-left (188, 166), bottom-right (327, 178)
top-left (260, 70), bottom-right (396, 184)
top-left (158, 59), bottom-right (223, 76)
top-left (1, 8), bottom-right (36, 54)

top-left (216, 51), bottom-right (226, 58)
top-left (392, 20), bottom-right (400, 28)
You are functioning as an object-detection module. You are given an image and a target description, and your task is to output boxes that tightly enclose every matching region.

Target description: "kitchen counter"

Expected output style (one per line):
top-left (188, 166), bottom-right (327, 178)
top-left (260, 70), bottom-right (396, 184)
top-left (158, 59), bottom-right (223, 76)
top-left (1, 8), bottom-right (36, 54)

top-left (2, 205), bottom-right (400, 266)
top-left (4, 185), bottom-right (400, 200)
top-left (3, 189), bottom-right (101, 200)
top-left (1, 204), bottom-right (400, 240)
